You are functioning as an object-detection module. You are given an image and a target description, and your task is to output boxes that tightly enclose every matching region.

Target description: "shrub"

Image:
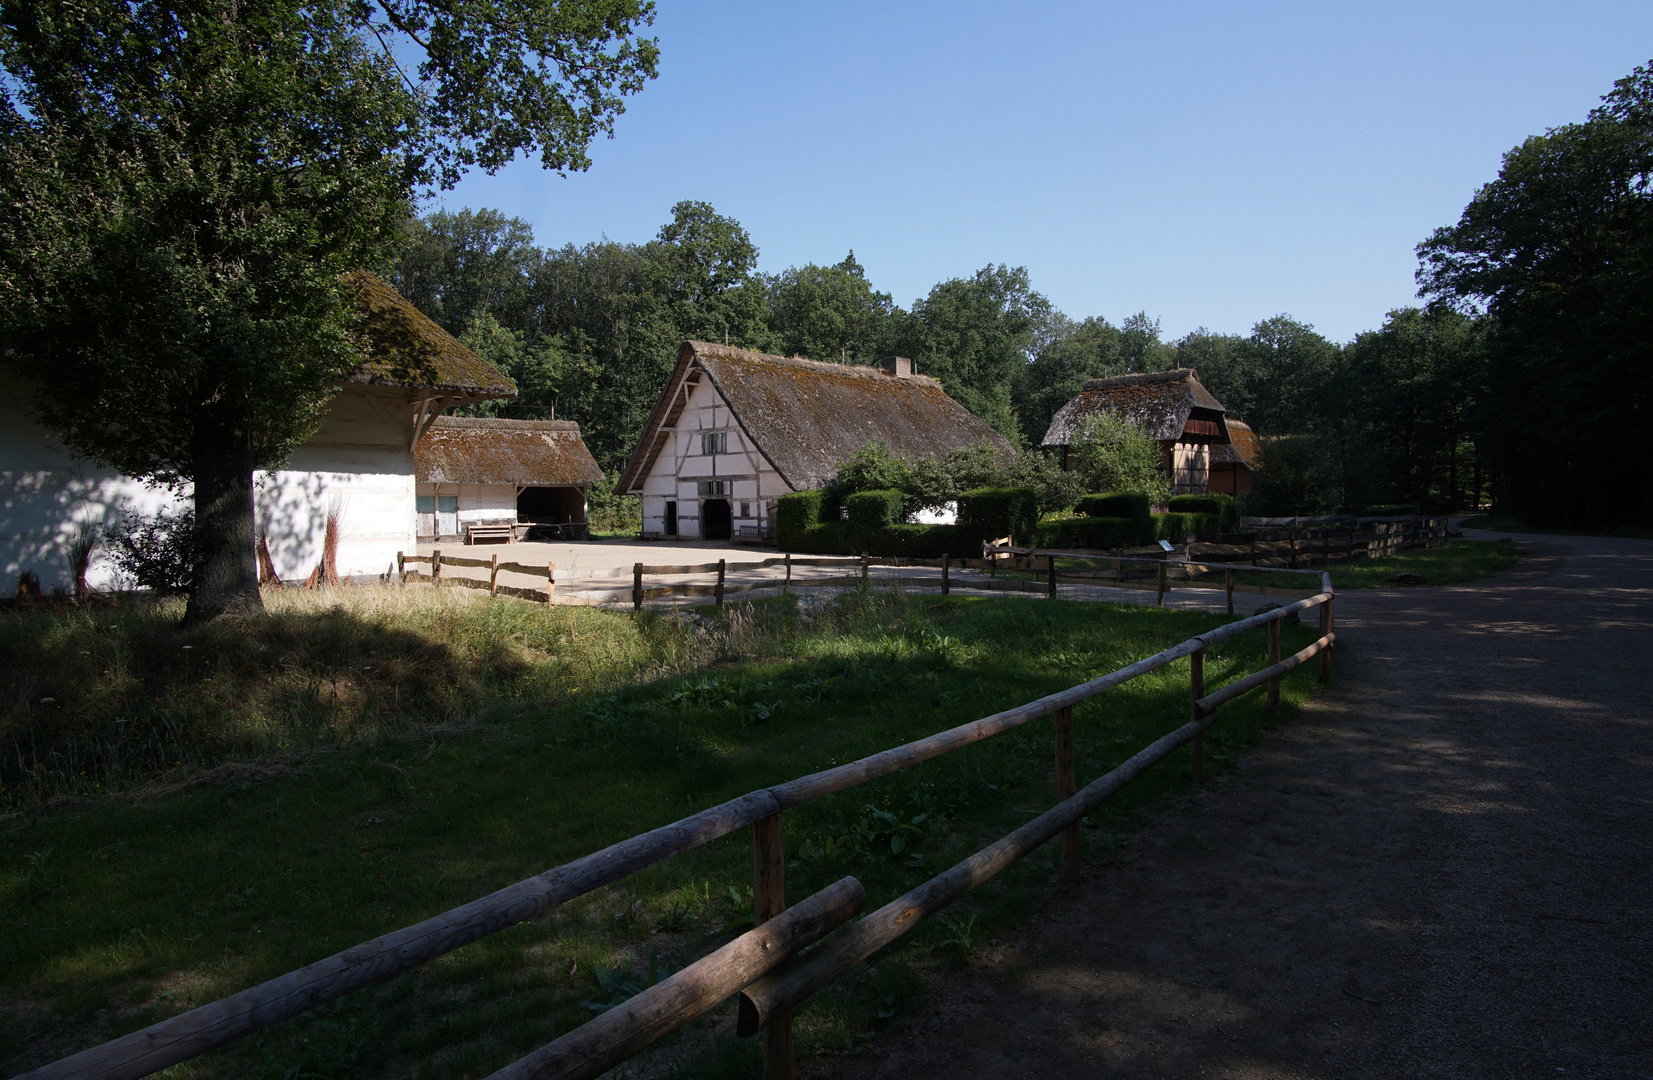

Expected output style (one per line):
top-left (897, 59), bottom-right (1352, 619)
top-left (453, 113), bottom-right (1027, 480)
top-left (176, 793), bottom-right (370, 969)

top-left (1035, 516), bottom-right (1138, 550)
top-left (1167, 493), bottom-right (1238, 533)
top-left (587, 471), bottom-right (641, 535)
top-left (776, 490), bottom-right (828, 551)
top-left (1244, 436), bottom-right (1338, 516)
top-left (846, 490), bottom-right (903, 551)
top-left (798, 522), bottom-right (856, 555)
top-left (102, 507), bottom-right (195, 592)
top-left (1074, 493), bottom-right (1152, 543)
top-left (1151, 512), bottom-right (1221, 543)
top-left (880, 524), bottom-right (965, 558)
top-left (1067, 412), bottom-right (1170, 507)
top-left (957, 487), bottom-right (1038, 548)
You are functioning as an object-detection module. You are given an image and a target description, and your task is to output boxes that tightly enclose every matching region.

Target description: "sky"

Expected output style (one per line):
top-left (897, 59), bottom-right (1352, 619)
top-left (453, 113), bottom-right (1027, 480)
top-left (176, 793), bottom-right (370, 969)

top-left (436, 1), bottom-right (1653, 345)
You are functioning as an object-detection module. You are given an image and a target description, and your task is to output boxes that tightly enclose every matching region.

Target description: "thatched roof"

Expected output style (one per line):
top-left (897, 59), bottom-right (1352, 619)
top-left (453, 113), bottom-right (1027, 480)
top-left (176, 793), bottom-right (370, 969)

top-left (1040, 368), bottom-right (1229, 447)
top-left (343, 271), bottom-right (516, 398)
top-left (1211, 419), bottom-right (1259, 469)
top-left (416, 417), bottom-right (604, 486)
top-left (618, 342), bottom-right (1014, 493)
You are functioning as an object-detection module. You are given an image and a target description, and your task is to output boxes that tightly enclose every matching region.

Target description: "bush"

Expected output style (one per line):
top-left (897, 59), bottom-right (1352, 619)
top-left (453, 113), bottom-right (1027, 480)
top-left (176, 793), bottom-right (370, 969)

top-left (957, 487), bottom-right (1038, 548)
top-left (880, 524), bottom-right (966, 558)
top-left (1074, 493), bottom-right (1151, 543)
top-left (103, 507), bottom-right (195, 593)
top-left (1151, 512), bottom-right (1220, 543)
top-left (797, 522), bottom-right (856, 555)
top-left (1245, 436), bottom-right (1338, 516)
top-left (776, 490), bottom-right (828, 551)
top-left (1363, 503), bottom-right (1420, 517)
top-left (846, 490), bottom-right (903, 551)
top-left (587, 471), bottom-right (641, 535)
top-left (1167, 493), bottom-right (1238, 533)
top-left (1036, 516), bottom-right (1138, 550)
top-left (1067, 411), bottom-right (1170, 507)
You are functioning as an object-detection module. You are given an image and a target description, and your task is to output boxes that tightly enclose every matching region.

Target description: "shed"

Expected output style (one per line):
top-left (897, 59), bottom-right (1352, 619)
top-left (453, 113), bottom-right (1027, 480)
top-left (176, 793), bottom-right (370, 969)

top-left (1039, 368), bottom-right (1231, 496)
top-left (414, 417), bottom-right (604, 542)
top-left (1209, 419), bottom-right (1260, 496)
top-left (618, 342), bottom-right (1013, 540)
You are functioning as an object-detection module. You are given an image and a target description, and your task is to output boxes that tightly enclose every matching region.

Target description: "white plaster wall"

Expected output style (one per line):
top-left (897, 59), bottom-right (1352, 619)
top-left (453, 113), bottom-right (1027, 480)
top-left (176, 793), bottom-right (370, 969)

top-left (638, 374), bottom-right (791, 539)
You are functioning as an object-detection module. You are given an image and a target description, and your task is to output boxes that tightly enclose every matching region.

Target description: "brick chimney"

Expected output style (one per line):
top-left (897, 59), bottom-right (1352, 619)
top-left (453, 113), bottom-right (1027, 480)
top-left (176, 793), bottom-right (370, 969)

top-left (880, 356), bottom-right (914, 378)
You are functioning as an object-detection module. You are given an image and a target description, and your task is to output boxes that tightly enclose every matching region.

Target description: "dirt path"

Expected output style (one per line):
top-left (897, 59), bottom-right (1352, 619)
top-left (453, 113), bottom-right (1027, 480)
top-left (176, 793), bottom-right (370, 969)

top-left (815, 532), bottom-right (1653, 1079)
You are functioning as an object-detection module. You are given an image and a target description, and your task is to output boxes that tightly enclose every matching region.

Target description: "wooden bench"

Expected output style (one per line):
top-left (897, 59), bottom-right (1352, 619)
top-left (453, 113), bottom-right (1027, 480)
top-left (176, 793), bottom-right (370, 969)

top-left (465, 523), bottom-right (516, 545)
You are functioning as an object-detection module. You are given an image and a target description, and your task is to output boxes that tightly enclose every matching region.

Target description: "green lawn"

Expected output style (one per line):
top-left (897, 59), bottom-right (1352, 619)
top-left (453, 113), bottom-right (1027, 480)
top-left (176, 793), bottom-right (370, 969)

top-left (1325, 538), bottom-right (1521, 588)
top-left (0, 585), bottom-right (1328, 1079)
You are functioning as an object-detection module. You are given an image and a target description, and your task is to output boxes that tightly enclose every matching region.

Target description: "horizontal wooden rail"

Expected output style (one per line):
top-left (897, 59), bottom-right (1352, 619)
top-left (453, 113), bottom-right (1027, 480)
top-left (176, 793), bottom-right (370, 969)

top-left (1195, 632), bottom-right (1336, 715)
top-left (738, 705), bottom-right (1225, 1034)
top-left (437, 555), bottom-right (495, 570)
top-left (496, 561), bottom-right (552, 579)
top-left (489, 877), bottom-right (866, 1080)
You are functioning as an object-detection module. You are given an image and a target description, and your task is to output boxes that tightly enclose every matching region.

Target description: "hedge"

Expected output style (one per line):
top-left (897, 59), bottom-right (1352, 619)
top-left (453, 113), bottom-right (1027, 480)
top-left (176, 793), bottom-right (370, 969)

top-left (798, 522), bottom-right (856, 555)
top-left (1151, 512), bottom-right (1220, 543)
top-left (1035, 516), bottom-right (1139, 550)
top-left (846, 489), bottom-right (903, 551)
top-left (1167, 493), bottom-right (1238, 533)
top-left (880, 523), bottom-right (966, 558)
top-left (1074, 492), bottom-right (1152, 543)
top-left (957, 487), bottom-right (1038, 548)
top-left (777, 490), bottom-right (827, 551)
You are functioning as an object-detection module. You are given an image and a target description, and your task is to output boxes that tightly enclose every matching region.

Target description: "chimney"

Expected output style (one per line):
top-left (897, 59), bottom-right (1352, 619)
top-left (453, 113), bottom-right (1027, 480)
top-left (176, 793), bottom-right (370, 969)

top-left (880, 356), bottom-right (914, 378)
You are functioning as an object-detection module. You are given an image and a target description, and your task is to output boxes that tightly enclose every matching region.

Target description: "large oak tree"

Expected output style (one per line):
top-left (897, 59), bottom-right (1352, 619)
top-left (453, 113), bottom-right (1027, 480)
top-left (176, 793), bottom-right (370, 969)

top-left (0, 0), bottom-right (658, 622)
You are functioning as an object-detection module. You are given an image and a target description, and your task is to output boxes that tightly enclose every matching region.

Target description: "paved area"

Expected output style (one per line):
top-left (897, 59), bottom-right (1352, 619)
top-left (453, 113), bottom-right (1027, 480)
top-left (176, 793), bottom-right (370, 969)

top-left (811, 530), bottom-right (1653, 1079)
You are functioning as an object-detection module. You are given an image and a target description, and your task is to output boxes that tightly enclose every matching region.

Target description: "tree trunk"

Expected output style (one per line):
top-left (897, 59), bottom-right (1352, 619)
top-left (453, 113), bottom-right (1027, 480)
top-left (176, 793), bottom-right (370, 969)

top-left (184, 422), bottom-right (263, 624)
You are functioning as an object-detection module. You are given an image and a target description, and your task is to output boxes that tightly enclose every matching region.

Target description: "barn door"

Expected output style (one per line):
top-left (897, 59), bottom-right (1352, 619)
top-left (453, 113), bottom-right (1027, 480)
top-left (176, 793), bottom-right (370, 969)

top-left (416, 495), bottom-right (436, 539)
top-left (437, 495), bottom-right (459, 538)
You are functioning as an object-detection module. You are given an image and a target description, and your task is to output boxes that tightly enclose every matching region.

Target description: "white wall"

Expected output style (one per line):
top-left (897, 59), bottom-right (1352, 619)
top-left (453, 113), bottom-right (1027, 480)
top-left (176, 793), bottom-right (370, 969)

top-left (638, 374), bottom-right (792, 539)
top-left (414, 481), bottom-right (516, 539)
top-left (0, 378), bottom-right (419, 590)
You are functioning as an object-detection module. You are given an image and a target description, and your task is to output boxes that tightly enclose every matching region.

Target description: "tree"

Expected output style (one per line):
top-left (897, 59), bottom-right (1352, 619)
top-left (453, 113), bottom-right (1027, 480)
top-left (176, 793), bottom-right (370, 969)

top-left (1013, 314), bottom-right (1122, 442)
top-left (0, 0), bottom-right (659, 623)
top-left (1417, 60), bottom-right (1653, 526)
top-left (1234, 315), bottom-right (1340, 435)
top-left (1244, 437), bottom-right (1338, 516)
top-left (766, 251), bottom-right (895, 365)
top-left (650, 200), bottom-right (774, 351)
top-left (389, 208), bottom-right (540, 337)
top-left (1117, 311), bottom-right (1175, 373)
top-left (1068, 412), bottom-right (1169, 506)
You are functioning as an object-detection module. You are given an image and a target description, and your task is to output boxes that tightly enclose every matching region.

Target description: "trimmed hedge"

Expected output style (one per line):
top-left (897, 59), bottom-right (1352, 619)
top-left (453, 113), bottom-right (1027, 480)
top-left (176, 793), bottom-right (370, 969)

top-left (799, 522), bottom-right (856, 554)
top-left (1151, 512), bottom-right (1220, 543)
top-left (1075, 492), bottom-right (1151, 522)
top-left (1167, 493), bottom-right (1238, 533)
top-left (957, 487), bottom-right (1039, 548)
top-left (846, 489), bottom-right (903, 551)
top-left (881, 523), bottom-right (966, 558)
top-left (777, 490), bottom-right (827, 551)
top-left (1036, 516), bottom-right (1139, 550)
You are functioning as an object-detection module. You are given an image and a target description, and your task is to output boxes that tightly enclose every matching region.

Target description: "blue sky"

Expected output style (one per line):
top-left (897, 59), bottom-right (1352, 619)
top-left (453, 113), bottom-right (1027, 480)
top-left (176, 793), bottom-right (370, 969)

top-left (437, 1), bottom-right (1653, 345)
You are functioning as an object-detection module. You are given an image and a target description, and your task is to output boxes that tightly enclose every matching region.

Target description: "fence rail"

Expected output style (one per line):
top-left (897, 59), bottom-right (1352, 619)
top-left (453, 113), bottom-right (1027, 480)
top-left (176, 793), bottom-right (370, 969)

top-left (17, 565), bottom-right (1337, 1080)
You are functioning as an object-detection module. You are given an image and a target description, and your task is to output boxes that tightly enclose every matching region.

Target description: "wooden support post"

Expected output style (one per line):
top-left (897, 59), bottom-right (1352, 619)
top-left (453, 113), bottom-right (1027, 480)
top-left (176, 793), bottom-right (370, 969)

top-left (489, 553), bottom-right (500, 596)
top-left (1318, 597), bottom-right (1333, 682)
top-left (1267, 617), bottom-right (1282, 723)
top-left (633, 562), bottom-right (643, 612)
top-left (1054, 706), bottom-right (1079, 883)
top-left (1157, 559), bottom-right (1167, 608)
top-left (1250, 537), bottom-right (1258, 567)
top-left (547, 562), bottom-right (555, 605)
top-left (941, 552), bottom-right (950, 597)
top-left (1115, 554), bottom-right (1123, 583)
top-left (1225, 568), bottom-right (1234, 614)
top-left (783, 553), bottom-right (791, 595)
top-left (1047, 554), bottom-right (1057, 599)
top-left (397, 550), bottom-right (405, 585)
top-left (1190, 648), bottom-right (1205, 785)
top-left (432, 549), bottom-right (442, 586)
top-left (716, 559), bottom-right (726, 607)
top-left (753, 814), bottom-right (792, 1080)
top-left (861, 552), bottom-right (869, 582)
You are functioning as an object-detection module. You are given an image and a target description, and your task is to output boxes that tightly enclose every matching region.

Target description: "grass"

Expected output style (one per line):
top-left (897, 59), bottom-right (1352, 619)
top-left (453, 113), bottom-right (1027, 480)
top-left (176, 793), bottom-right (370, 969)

top-left (0, 583), bottom-right (1330, 1078)
top-left (1323, 538), bottom-right (1521, 589)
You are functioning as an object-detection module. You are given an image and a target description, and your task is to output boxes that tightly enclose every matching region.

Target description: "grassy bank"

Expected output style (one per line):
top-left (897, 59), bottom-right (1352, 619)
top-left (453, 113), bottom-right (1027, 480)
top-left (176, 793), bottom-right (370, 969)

top-left (1, 585), bottom-right (1328, 1079)
top-left (1324, 538), bottom-right (1521, 588)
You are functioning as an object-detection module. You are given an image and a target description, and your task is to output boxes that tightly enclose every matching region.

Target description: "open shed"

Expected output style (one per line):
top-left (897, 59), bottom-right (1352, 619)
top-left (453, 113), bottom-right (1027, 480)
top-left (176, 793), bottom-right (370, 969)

top-left (414, 417), bottom-right (604, 542)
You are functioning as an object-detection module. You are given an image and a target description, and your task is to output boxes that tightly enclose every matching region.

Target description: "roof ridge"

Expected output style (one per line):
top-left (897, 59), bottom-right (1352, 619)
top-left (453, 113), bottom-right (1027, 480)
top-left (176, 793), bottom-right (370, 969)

top-left (431, 416), bottom-right (581, 433)
top-left (1081, 367), bottom-right (1196, 391)
top-left (686, 341), bottom-right (941, 386)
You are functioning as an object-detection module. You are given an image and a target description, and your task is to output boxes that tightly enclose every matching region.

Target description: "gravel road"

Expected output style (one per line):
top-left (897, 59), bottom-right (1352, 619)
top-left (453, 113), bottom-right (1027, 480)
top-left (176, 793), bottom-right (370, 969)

top-left (813, 531), bottom-right (1653, 1079)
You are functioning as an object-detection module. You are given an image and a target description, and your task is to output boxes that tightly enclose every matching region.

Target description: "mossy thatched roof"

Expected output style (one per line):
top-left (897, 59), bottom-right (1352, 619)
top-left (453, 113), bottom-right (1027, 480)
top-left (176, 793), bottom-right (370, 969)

top-left (1040, 368), bottom-right (1228, 447)
top-left (343, 271), bottom-right (516, 398)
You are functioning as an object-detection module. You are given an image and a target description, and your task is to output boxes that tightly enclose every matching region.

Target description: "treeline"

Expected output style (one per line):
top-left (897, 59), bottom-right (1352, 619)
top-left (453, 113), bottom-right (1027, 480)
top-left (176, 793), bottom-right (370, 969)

top-left (385, 201), bottom-right (1483, 514)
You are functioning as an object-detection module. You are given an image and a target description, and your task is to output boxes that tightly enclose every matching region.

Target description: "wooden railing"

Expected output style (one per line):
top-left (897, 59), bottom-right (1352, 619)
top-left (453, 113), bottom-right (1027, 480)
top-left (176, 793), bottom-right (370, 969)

top-left (15, 574), bottom-right (1336, 1080)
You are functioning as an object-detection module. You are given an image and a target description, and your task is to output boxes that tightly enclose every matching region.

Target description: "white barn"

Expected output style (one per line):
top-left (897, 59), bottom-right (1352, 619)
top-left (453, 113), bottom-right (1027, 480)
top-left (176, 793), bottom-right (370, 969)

top-left (414, 416), bottom-right (604, 542)
top-left (617, 342), bottom-right (1013, 540)
top-left (1, 272), bottom-right (515, 592)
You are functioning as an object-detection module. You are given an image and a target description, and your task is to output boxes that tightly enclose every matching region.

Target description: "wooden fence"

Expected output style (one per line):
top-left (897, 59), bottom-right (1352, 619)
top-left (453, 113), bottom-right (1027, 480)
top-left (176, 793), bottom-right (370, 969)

top-left (16, 572), bottom-right (1337, 1080)
top-left (1196, 516), bottom-right (1450, 569)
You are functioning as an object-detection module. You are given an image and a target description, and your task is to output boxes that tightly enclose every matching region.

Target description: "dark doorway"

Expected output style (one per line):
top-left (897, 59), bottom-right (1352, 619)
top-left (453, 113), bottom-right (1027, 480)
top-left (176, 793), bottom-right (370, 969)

top-left (702, 498), bottom-right (732, 540)
top-left (517, 485), bottom-right (585, 523)
top-left (665, 500), bottom-right (678, 536)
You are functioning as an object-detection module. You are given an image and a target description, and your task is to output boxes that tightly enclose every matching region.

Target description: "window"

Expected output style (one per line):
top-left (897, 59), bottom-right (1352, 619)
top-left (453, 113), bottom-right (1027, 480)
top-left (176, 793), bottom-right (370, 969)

top-left (416, 495), bottom-right (434, 514)
top-left (700, 431), bottom-right (727, 456)
top-left (739, 501), bottom-right (750, 519)
top-left (697, 480), bottom-right (727, 496)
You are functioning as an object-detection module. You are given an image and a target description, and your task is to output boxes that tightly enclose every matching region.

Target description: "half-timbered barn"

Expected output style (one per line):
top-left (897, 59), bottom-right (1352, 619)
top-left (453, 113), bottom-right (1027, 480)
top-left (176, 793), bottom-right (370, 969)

top-left (414, 417), bottom-right (604, 542)
top-left (1, 272), bottom-right (515, 591)
top-left (1208, 418), bottom-right (1260, 496)
top-left (617, 342), bottom-right (1013, 541)
top-left (1039, 369), bottom-right (1232, 496)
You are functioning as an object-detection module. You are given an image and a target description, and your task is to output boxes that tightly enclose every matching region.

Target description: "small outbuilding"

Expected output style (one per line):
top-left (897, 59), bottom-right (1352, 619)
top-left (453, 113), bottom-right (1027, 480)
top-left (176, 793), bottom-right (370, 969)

top-left (1209, 418), bottom-right (1260, 496)
top-left (1039, 368), bottom-right (1231, 495)
top-left (414, 417), bottom-right (604, 542)
top-left (618, 342), bottom-right (1013, 540)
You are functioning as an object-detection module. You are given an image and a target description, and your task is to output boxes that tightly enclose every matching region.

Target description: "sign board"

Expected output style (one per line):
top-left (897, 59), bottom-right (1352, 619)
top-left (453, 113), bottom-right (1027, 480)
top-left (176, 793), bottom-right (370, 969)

top-left (1158, 540), bottom-right (1175, 552)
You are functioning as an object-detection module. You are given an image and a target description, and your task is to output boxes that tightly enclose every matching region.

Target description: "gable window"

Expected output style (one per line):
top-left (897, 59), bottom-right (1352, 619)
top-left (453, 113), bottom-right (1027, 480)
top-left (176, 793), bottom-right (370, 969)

top-left (697, 480), bottom-right (727, 496)
top-left (701, 431), bottom-right (727, 456)
top-left (739, 501), bottom-right (750, 519)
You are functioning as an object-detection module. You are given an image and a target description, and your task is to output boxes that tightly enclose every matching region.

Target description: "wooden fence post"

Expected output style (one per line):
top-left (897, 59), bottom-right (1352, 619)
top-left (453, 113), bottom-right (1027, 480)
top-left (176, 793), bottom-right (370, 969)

top-left (1318, 596), bottom-right (1333, 682)
top-left (432, 549), bottom-right (442, 586)
top-left (941, 552), bottom-right (950, 597)
top-left (1225, 568), bottom-right (1234, 615)
top-left (1047, 554), bottom-right (1057, 599)
top-left (633, 562), bottom-right (643, 612)
top-left (1190, 648), bottom-right (1205, 785)
top-left (489, 553), bottom-right (500, 597)
top-left (783, 553), bottom-right (791, 595)
top-left (1157, 559), bottom-right (1167, 608)
top-left (1054, 706), bottom-right (1079, 883)
top-left (860, 552), bottom-right (869, 583)
top-left (1267, 617), bottom-right (1281, 723)
top-left (397, 550), bottom-right (405, 585)
top-left (752, 814), bottom-right (792, 1080)
top-left (717, 559), bottom-right (726, 607)
top-left (547, 562), bottom-right (555, 605)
